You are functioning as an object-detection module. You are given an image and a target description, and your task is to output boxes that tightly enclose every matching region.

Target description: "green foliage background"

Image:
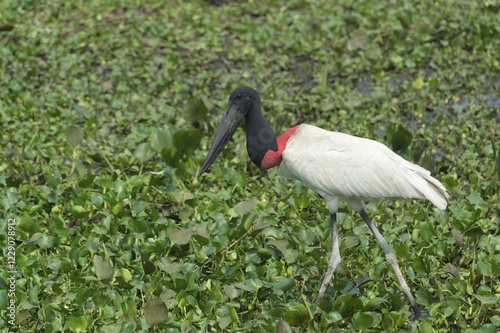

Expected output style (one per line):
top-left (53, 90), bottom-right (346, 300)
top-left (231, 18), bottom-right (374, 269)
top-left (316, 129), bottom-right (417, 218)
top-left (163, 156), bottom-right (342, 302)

top-left (0, 0), bottom-right (499, 332)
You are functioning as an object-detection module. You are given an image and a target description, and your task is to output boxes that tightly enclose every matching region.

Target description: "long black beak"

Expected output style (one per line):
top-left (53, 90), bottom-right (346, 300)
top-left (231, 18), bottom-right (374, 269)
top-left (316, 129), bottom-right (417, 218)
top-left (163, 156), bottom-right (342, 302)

top-left (198, 104), bottom-right (245, 176)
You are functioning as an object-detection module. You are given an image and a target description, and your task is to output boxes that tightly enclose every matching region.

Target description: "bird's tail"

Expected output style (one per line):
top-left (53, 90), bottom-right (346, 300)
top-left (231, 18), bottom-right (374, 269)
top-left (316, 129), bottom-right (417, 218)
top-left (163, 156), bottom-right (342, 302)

top-left (415, 171), bottom-right (449, 210)
top-left (402, 159), bottom-right (449, 210)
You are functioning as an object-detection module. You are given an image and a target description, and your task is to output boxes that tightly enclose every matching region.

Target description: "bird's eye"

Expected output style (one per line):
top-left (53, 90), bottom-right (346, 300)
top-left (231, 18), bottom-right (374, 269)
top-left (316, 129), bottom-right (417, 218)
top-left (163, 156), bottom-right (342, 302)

top-left (236, 94), bottom-right (242, 100)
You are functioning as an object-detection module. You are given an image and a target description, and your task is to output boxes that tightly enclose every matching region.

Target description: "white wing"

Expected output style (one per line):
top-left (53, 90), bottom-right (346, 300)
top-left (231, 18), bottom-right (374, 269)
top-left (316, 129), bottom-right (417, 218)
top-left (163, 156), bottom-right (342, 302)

top-left (279, 124), bottom-right (449, 209)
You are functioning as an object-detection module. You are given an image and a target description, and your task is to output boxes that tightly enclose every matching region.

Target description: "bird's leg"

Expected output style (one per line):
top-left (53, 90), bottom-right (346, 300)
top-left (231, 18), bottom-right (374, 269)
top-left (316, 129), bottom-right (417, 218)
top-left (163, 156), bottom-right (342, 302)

top-left (359, 209), bottom-right (423, 317)
top-left (317, 212), bottom-right (341, 303)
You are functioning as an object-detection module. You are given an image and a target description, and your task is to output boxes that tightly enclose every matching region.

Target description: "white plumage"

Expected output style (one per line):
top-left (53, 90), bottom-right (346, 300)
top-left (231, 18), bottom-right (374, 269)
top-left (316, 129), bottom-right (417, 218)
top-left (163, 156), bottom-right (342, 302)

top-left (280, 124), bottom-right (449, 211)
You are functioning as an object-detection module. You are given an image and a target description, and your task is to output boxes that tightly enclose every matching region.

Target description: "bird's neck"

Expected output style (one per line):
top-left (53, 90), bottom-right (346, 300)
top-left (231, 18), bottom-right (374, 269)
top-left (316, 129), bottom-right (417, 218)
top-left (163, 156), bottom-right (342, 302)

top-left (245, 103), bottom-right (278, 168)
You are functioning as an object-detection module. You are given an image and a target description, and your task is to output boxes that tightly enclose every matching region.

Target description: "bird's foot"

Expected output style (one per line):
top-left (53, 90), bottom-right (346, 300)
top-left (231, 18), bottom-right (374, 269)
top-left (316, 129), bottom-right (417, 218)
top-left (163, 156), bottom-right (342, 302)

top-left (315, 290), bottom-right (337, 312)
top-left (410, 304), bottom-right (429, 321)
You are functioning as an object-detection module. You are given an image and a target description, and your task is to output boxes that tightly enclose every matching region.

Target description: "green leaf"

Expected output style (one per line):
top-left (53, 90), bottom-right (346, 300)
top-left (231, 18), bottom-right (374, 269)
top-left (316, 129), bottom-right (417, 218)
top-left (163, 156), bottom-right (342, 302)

top-left (173, 129), bottom-right (203, 157)
top-left (463, 226), bottom-right (483, 239)
top-left (244, 278), bottom-right (264, 292)
top-left (252, 218), bottom-right (270, 233)
top-left (283, 302), bottom-right (309, 326)
top-left (363, 297), bottom-right (386, 311)
top-left (119, 268), bottom-right (132, 282)
top-left (223, 285), bottom-right (240, 299)
top-left (218, 315), bottom-right (232, 330)
top-left (67, 316), bottom-right (88, 333)
top-left (168, 228), bottom-right (192, 245)
top-left (78, 174), bottom-right (95, 188)
top-left (443, 263), bottom-right (459, 277)
top-left (98, 178), bottom-right (113, 190)
top-left (66, 125), bottom-right (84, 147)
top-left (273, 278), bottom-right (295, 294)
top-left (343, 235), bottom-right (359, 249)
top-left (114, 181), bottom-right (127, 197)
top-left (128, 175), bottom-right (144, 189)
top-left (160, 147), bottom-right (175, 166)
top-left (386, 124), bottom-right (413, 153)
top-left (28, 284), bottom-right (39, 303)
top-left (90, 194), bottom-right (104, 207)
top-left (451, 229), bottom-right (465, 246)
top-left (268, 239), bottom-right (288, 253)
top-left (71, 205), bottom-right (87, 219)
top-left (352, 312), bottom-right (374, 330)
top-left (119, 322), bottom-right (135, 333)
top-left (412, 77), bottom-right (425, 90)
top-left (150, 128), bottom-right (173, 152)
top-left (228, 305), bottom-right (240, 324)
top-left (93, 255), bottom-right (113, 280)
top-left (234, 199), bottom-right (256, 216)
top-left (489, 315), bottom-right (500, 326)
top-left (144, 295), bottom-right (168, 325)
top-left (275, 319), bottom-right (291, 333)
top-left (29, 233), bottom-right (55, 249)
top-left (297, 228), bottom-right (315, 245)
top-left (132, 202), bottom-right (148, 215)
top-left (209, 287), bottom-right (225, 302)
top-left (478, 324), bottom-right (497, 333)
top-left (193, 224), bottom-right (210, 242)
top-left (419, 222), bottom-right (435, 241)
top-left (134, 142), bottom-right (151, 163)
top-left (443, 297), bottom-right (461, 318)
top-left (477, 260), bottom-right (493, 277)
top-left (185, 95), bottom-right (210, 125)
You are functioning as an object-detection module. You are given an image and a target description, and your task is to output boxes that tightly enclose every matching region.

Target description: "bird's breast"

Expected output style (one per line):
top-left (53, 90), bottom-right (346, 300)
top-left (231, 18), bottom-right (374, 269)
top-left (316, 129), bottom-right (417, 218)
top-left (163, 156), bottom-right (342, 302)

top-left (260, 125), bottom-right (300, 170)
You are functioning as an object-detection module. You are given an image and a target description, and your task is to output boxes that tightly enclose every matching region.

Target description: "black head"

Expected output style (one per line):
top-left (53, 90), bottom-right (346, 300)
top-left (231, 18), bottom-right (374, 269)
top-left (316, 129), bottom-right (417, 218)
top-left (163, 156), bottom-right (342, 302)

top-left (226, 86), bottom-right (260, 116)
top-left (198, 86), bottom-right (261, 176)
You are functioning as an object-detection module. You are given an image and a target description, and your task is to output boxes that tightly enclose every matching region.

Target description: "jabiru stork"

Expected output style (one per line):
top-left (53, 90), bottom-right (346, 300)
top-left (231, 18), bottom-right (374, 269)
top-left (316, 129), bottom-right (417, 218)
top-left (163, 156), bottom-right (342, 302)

top-left (198, 86), bottom-right (449, 316)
